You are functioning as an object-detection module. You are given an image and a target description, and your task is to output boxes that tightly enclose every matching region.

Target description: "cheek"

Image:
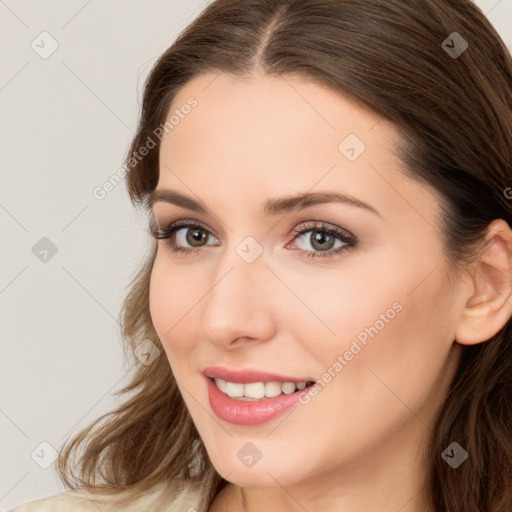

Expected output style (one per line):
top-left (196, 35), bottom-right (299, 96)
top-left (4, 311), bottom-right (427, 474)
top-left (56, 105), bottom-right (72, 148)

top-left (281, 258), bottom-right (403, 363)
top-left (292, 268), bottom-right (456, 468)
top-left (320, 264), bottom-right (455, 419)
top-left (302, 249), bottom-right (455, 390)
top-left (148, 255), bottom-right (197, 356)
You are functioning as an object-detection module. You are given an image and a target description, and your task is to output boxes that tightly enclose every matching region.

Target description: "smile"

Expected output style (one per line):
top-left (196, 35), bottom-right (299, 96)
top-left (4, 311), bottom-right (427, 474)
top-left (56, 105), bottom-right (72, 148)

top-left (213, 378), bottom-right (315, 400)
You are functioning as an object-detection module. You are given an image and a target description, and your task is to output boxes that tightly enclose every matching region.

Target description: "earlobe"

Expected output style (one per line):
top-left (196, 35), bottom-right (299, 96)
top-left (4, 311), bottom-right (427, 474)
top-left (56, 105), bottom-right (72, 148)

top-left (455, 219), bottom-right (512, 346)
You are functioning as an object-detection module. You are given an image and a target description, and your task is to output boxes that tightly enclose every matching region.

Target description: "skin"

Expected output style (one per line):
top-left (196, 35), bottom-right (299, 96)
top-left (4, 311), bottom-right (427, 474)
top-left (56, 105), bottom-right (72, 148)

top-left (148, 71), bottom-right (512, 512)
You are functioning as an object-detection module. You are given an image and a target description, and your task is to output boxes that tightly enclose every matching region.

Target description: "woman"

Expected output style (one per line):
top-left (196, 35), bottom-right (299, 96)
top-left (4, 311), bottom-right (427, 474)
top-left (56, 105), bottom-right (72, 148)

top-left (12, 0), bottom-right (512, 511)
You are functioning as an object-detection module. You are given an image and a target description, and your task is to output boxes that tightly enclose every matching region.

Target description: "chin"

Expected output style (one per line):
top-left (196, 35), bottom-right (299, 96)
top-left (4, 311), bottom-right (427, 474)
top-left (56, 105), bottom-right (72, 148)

top-left (219, 469), bottom-right (283, 488)
top-left (211, 455), bottom-right (299, 488)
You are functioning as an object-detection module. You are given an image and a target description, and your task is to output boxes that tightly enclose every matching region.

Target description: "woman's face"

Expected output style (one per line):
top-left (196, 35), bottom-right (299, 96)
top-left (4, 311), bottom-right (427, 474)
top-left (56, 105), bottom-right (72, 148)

top-left (149, 72), bottom-right (466, 496)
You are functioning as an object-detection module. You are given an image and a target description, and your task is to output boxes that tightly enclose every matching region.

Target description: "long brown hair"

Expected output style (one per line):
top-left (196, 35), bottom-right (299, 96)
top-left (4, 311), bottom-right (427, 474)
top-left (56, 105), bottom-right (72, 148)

top-left (56, 1), bottom-right (512, 510)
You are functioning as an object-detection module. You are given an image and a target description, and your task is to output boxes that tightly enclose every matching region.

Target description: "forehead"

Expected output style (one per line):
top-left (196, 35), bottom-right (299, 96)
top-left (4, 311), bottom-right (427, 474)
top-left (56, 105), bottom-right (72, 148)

top-left (156, 72), bottom-right (438, 226)
top-left (162, 71), bottom-right (390, 161)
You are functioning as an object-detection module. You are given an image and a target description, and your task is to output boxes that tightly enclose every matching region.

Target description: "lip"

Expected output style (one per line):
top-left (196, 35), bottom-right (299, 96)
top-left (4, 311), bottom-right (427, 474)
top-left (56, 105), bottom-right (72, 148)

top-left (203, 366), bottom-right (314, 384)
top-left (205, 374), bottom-right (317, 426)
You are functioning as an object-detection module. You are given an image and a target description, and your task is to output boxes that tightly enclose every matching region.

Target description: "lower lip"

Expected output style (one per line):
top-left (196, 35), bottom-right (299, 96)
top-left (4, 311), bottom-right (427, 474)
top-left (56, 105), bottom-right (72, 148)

top-left (206, 377), bottom-right (312, 425)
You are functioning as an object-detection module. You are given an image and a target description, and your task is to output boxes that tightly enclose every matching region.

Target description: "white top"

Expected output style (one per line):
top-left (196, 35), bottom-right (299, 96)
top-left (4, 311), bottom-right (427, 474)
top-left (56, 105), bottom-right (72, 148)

top-left (9, 478), bottom-right (203, 511)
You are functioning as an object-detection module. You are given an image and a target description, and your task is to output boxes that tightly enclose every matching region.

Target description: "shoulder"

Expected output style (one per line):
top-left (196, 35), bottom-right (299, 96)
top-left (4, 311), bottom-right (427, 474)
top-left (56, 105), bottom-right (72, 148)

top-left (9, 478), bottom-right (203, 512)
top-left (9, 488), bottom-right (98, 512)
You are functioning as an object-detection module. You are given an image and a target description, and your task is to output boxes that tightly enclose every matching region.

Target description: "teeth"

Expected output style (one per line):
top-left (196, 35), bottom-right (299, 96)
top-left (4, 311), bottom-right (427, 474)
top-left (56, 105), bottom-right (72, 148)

top-left (281, 382), bottom-right (296, 394)
top-left (225, 381), bottom-right (243, 398)
top-left (214, 378), bottom-right (309, 400)
top-left (244, 382), bottom-right (265, 399)
top-left (264, 381), bottom-right (282, 398)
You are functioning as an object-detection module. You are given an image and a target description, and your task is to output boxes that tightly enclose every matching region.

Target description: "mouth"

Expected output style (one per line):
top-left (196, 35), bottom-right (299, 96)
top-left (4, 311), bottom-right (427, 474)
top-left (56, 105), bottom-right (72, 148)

top-left (209, 377), bottom-right (316, 401)
top-left (205, 374), bottom-right (318, 425)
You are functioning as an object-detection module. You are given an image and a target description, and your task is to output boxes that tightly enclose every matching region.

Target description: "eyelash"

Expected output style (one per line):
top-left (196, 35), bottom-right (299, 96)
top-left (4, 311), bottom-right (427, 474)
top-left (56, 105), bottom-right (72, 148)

top-left (150, 219), bottom-right (357, 260)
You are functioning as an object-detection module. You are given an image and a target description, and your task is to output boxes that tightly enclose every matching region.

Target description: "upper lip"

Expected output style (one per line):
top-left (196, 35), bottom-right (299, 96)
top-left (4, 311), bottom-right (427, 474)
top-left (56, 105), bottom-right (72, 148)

top-left (203, 366), bottom-right (314, 384)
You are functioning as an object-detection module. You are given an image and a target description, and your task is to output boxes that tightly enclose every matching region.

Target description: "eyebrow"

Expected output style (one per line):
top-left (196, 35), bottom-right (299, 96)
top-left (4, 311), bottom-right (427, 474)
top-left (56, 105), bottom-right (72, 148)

top-left (146, 189), bottom-right (381, 217)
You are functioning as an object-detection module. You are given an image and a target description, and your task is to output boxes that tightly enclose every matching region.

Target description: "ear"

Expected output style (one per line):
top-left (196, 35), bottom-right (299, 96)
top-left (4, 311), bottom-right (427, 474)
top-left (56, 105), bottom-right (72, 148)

top-left (455, 219), bottom-right (512, 345)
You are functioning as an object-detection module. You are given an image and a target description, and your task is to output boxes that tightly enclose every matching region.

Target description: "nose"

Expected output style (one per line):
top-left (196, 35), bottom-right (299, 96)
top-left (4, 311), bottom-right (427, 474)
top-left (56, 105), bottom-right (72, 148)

top-left (199, 245), bottom-right (277, 348)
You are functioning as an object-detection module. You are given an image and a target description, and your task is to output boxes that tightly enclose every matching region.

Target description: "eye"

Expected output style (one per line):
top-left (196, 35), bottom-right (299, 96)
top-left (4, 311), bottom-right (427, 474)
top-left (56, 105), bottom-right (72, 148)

top-left (287, 221), bottom-right (356, 260)
top-left (150, 219), bottom-right (219, 256)
top-left (150, 219), bottom-right (356, 260)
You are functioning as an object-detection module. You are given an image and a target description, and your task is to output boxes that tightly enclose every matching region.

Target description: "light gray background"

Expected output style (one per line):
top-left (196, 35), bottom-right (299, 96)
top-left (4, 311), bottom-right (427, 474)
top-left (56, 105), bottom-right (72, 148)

top-left (1, 0), bottom-right (511, 509)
